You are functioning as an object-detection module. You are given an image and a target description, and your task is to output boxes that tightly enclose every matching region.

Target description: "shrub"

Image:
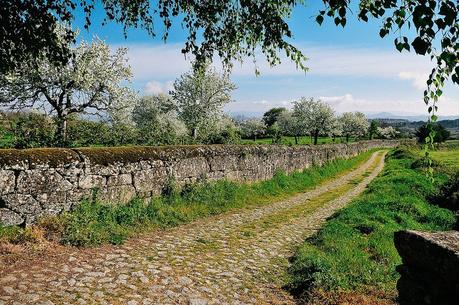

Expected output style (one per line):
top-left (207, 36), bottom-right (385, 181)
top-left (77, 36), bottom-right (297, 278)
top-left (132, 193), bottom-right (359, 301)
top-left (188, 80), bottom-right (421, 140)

top-left (12, 112), bottom-right (56, 148)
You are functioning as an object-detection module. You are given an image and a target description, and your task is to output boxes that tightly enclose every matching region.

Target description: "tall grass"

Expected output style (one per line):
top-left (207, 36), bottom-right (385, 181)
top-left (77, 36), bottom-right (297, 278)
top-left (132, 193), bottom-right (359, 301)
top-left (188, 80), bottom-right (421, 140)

top-left (287, 148), bottom-right (455, 302)
top-left (1, 150), bottom-right (376, 247)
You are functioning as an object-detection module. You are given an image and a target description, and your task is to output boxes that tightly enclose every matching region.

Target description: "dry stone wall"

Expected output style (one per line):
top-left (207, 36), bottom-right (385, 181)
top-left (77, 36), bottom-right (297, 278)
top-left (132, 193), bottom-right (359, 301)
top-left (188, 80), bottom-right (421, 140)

top-left (0, 140), bottom-right (399, 226)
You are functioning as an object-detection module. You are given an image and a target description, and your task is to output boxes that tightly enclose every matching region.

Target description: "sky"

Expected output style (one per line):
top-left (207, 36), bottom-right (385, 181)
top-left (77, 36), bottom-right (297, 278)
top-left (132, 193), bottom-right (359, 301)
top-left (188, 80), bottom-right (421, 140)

top-left (74, 2), bottom-right (459, 119)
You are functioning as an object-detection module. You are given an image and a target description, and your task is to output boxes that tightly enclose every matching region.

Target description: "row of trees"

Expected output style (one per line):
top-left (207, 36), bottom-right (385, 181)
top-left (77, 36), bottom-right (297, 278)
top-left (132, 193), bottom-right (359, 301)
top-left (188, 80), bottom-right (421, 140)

top-left (242, 100), bottom-right (376, 145)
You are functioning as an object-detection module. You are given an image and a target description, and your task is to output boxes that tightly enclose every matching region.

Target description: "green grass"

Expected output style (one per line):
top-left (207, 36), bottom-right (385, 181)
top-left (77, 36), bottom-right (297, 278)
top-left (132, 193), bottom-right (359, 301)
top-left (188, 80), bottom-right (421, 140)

top-left (1, 150), bottom-right (378, 247)
top-left (241, 136), bottom-right (356, 145)
top-left (287, 147), bottom-right (455, 301)
top-left (429, 140), bottom-right (459, 169)
top-left (0, 132), bottom-right (14, 148)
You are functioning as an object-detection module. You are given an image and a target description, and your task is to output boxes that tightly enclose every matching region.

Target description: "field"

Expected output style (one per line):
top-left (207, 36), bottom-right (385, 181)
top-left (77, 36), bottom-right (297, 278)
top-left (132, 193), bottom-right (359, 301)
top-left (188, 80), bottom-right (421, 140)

top-left (287, 146), bottom-right (456, 304)
top-left (430, 140), bottom-right (459, 169)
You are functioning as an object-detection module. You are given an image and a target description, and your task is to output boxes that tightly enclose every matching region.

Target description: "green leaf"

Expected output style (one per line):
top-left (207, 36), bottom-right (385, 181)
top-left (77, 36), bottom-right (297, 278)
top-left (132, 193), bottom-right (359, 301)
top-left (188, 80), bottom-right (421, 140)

top-left (316, 15), bottom-right (324, 25)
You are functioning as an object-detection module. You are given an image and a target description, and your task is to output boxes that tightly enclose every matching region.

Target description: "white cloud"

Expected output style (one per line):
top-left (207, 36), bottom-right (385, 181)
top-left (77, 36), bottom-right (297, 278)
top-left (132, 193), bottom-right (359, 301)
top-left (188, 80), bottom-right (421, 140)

top-left (398, 72), bottom-right (429, 90)
top-left (144, 80), bottom-right (174, 94)
top-left (226, 94), bottom-right (458, 117)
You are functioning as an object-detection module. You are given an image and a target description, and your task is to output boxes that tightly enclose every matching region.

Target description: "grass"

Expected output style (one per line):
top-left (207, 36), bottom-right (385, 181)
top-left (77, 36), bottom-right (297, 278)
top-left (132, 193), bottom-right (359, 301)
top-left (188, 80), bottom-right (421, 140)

top-left (241, 136), bottom-right (356, 145)
top-left (429, 140), bottom-right (459, 170)
top-left (287, 147), bottom-right (456, 303)
top-left (0, 150), bottom-right (378, 248)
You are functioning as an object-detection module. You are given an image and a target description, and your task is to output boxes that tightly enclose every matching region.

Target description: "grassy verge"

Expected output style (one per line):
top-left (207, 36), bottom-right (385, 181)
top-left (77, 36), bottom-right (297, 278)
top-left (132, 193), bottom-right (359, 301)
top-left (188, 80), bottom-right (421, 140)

top-left (287, 147), bottom-right (455, 304)
top-left (1, 150), bottom-right (378, 248)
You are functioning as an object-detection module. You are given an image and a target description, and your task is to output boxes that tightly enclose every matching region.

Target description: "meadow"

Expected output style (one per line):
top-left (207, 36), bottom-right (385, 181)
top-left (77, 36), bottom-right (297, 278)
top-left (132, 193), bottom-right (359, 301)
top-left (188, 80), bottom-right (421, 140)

top-left (287, 146), bottom-right (457, 304)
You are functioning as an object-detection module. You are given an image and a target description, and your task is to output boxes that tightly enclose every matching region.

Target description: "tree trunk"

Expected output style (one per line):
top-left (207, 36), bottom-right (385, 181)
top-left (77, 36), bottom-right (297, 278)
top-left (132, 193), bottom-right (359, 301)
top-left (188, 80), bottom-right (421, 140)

top-left (56, 116), bottom-right (68, 147)
top-left (313, 130), bottom-right (319, 145)
top-left (294, 135), bottom-right (298, 145)
top-left (192, 127), bottom-right (198, 140)
top-left (346, 134), bottom-right (350, 143)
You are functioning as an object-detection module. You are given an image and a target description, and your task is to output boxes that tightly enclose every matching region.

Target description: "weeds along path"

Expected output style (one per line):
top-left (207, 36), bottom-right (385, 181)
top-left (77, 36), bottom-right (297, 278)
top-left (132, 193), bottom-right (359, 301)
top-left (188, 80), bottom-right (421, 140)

top-left (0, 150), bottom-right (387, 305)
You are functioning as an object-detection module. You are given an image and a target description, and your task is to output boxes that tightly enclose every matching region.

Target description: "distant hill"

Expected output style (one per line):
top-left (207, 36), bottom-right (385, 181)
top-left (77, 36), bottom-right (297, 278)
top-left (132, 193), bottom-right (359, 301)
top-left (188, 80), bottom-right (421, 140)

top-left (367, 112), bottom-right (459, 122)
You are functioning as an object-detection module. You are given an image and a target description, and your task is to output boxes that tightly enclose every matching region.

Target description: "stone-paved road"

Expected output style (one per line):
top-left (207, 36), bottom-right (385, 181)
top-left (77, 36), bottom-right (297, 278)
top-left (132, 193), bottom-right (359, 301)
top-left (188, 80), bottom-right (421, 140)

top-left (0, 151), bottom-right (387, 305)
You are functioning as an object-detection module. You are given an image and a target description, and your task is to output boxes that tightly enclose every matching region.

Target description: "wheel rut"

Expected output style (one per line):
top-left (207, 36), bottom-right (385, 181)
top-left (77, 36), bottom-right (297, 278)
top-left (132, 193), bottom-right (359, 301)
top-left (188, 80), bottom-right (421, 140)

top-left (0, 151), bottom-right (387, 305)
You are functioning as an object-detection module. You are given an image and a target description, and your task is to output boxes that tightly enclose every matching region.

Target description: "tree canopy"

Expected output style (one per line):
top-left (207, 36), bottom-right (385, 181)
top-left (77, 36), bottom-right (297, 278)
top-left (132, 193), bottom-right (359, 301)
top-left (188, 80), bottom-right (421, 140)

top-left (2, 1), bottom-right (457, 94)
top-left (0, 28), bottom-right (134, 145)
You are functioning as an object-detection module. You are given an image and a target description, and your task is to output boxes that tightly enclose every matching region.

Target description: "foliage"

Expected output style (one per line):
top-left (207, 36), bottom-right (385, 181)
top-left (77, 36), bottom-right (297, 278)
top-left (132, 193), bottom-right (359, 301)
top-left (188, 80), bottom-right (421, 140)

top-left (171, 64), bottom-right (236, 139)
top-left (240, 118), bottom-right (266, 141)
top-left (416, 123), bottom-right (451, 143)
top-left (67, 118), bottom-right (111, 147)
top-left (262, 107), bottom-right (286, 127)
top-left (277, 110), bottom-right (304, 144)
top-left (0, 27), bottom-right (135, 146)
top-left (340, 112), bottom-right (370, 142)
top-left (132, 94), bottom-right (187, 145)
top-left (369, 120), bottom-right (379, 140)
top-left (202, 116), bottom-right (241, 144)
top-left (11, 112), bottom-right (56, 148)
top-left (293, 97), bottom-right (335, 145)
top-left (377, 126), bottom-right (399, 139)
top-left (287, 148), bottom-right (455, 301)
top-left (3, 2), bottom-right (457, 100)
top-left (430, 172), bottom-right (459, 212)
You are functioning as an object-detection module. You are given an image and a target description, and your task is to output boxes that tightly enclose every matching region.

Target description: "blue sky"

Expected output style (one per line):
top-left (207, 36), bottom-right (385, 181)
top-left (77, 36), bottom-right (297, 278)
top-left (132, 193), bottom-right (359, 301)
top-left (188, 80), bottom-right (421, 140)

top-left (74, 2), bottom-right (459, 118)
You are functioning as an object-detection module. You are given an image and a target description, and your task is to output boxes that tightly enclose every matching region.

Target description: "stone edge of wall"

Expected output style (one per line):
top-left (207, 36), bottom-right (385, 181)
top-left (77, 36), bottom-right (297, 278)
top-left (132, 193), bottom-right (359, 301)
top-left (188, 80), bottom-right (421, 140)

top-left (394, 230), bottom-right (459, 305)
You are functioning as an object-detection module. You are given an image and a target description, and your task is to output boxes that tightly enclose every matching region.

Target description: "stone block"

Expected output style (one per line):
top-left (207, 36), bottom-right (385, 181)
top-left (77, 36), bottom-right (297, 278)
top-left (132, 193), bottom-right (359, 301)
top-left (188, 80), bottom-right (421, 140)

top-left (79, 175), bottom-right (106, 189)
top-left (0, 170), bottom-right (15, 195)
top-left (395, 230), bottom-right (459, 305)
top-left (0, 208), bottom-right (23, 226)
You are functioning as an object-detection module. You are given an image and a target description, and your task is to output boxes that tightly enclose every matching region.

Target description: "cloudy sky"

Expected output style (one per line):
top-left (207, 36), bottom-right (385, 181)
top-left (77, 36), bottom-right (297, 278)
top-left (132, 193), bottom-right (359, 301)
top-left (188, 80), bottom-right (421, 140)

top-left (75, 2), bottom-right (459, 118)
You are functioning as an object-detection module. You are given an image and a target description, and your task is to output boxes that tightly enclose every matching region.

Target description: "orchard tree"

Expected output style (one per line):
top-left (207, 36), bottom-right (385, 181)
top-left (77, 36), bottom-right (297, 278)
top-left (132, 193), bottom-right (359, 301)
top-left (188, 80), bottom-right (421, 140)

top-left (293, 97), bottom-right (334, 145)
top-left (369, 120), bottom-right (380, 140)
top-left (377, 126), bottom-right (399, 139)
top-left (171, 64), bottom-right (236, 139)
top-left (132, 94), bottom-right (186, 145)
top-left (0, 29), bottom-right (134, 146)
top-left (263, 107), bottom-right (286, 128)
top-left (330, 118), bottom-right (344, 142)
top-left (277, 110), bottom-right (304, 144)
top-left (340, 112), bottom-right (370, 142)
top-left (241, 119), bottom-right (266, 141)
top-left (132, 94), bottom-right (175, 129)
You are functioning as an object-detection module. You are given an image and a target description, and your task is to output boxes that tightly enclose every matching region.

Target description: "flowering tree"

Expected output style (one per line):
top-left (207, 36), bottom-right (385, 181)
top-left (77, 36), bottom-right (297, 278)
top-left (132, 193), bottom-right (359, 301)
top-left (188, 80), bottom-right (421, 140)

top-left (339, 112), bottom-right (370, 142)
top-left (241, 118), bottom-right (266, 141)
top-left (171, 64), bottom-right (236, 139)
top-left (293, 97), bottom-right (334, 145)
top-left (0, 30), bottom-right (134, 146)
top-left (277, 110), bottom-right (304, 144)
top-left (377, 126), bottom-right (399, 139)
top-left (132, 94), bottom-right (187, 145)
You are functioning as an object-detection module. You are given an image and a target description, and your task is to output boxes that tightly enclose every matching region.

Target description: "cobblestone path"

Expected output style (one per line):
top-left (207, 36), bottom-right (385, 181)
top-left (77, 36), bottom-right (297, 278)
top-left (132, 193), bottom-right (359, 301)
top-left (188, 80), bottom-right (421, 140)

top-left (0, 151), bottom-right (387, 305)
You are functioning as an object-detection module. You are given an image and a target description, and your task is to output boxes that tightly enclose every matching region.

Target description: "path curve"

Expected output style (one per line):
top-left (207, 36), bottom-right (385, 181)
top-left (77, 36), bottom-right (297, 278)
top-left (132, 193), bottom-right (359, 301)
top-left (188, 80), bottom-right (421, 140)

top-left (0, 151), bottom-right (387, 305)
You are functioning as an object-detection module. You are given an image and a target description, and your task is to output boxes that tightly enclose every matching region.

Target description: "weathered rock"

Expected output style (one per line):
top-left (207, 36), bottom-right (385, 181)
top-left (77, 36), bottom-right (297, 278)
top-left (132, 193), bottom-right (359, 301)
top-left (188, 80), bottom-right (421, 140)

top-left (0, 170), bottom-right (15, 195)
top-left (0, 208), bottom-right (23, 226)
top-left (394, 230), bottom-right (459, 305)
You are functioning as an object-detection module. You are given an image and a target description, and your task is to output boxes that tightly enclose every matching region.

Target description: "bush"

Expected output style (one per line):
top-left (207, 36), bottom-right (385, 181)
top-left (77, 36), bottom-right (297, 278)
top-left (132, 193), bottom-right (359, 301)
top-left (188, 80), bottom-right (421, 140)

top-left (430, 172), bottom-right (459, 212)
top-left (416, 123), bottom-right (450, 143)
top-left (12, 112), bottom-right (56, 148)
